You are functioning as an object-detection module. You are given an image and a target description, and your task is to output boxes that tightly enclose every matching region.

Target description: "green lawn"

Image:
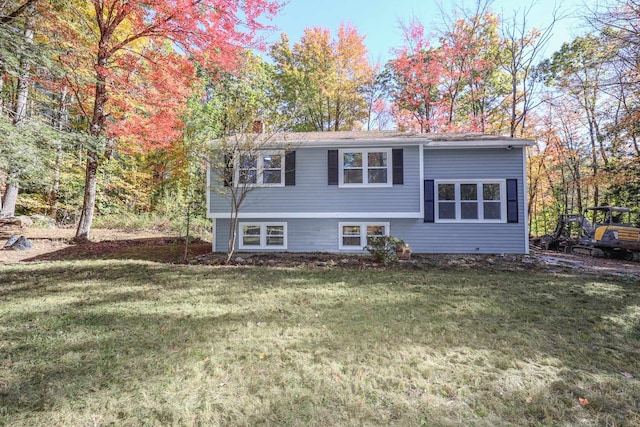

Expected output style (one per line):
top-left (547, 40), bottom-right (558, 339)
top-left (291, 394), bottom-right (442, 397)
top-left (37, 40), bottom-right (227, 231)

top-left (1, 260), bottom-right (639, 426)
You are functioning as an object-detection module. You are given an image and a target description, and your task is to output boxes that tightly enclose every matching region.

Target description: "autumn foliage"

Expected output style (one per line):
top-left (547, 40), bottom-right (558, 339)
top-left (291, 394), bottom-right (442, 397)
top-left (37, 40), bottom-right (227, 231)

top-left (386, 11), bottom-right (505, 134)
top-left (36, 0), bottom-right (281, 239)
top-left (270, 22), bottom-right (374, 131)
top-left (2, 0), bottom-right (640, 238)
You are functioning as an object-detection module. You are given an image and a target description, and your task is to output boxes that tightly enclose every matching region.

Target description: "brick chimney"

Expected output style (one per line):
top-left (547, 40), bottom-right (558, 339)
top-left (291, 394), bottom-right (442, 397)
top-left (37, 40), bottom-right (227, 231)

top-left (252, 120), bottom-right (263, 133)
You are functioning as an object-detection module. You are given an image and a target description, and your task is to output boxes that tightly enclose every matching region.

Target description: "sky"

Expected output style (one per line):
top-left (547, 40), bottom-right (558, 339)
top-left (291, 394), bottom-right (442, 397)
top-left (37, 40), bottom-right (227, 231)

top-left (265, 0), bottom-right (586, 63)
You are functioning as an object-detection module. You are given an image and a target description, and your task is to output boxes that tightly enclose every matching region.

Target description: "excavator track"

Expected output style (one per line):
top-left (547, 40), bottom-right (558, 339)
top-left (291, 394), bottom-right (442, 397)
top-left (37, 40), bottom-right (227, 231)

top-left (569, 246), bottom-right (605, 258)
top-left (567, 245), bottom-right (640, 261)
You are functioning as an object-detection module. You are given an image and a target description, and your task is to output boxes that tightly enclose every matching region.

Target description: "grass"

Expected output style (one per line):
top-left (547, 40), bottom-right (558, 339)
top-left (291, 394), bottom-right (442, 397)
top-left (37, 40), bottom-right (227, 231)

top-left (1, 261), bottom-right (639, 426)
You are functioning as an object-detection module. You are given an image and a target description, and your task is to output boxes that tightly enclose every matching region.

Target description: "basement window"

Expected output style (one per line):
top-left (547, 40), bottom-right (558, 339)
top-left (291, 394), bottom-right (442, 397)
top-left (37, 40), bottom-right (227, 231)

top-left (338, 222), bottom-right (389, 250)
top-left (239, 222), bottom-right (287, 249)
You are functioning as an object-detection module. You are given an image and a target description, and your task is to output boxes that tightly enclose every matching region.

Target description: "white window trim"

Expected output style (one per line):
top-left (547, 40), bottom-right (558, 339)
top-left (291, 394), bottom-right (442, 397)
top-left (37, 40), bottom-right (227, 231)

top-left (435, 180), bottom-right (507, 223)
top-left (338, 222), bottom-right (390, 250)
top-left (239, 222), bottom-right (287, 249)
top-left (338, 148), bottom-right (392, 188)
top-left (234, 150), bottom-right (285, 187)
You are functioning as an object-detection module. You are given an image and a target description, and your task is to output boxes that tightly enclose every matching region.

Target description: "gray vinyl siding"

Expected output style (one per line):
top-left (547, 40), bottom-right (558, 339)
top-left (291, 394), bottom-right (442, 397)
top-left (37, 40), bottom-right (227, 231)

top-left (211, 146), bottom-right (528, 254)
top-left (391, 220), bottom-right (525, 254)
top-left (209, 145), bottom-right (421, 214)
top-left (216, 218), bottom-right (342, 253)
top-left (215, 217), bottom-right (525, 254)
top-left (422, 147), bottom-right (527, 254)
top-left (424, 148), bottom-right (523, 179)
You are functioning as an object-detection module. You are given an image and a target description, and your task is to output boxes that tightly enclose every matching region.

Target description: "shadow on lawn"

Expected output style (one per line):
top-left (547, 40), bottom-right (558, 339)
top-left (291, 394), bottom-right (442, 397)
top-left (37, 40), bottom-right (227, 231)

top-left (1, 263), bottom-right (639, 425)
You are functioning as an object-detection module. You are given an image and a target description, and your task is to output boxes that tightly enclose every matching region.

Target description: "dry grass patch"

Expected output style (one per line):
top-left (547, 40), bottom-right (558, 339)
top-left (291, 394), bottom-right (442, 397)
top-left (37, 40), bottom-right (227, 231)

top-left (1, 261), bottom-right (639, 426)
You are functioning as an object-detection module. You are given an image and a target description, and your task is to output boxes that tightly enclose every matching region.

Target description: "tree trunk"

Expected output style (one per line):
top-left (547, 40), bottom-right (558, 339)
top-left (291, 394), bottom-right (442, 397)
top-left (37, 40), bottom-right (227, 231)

top-left (447, 87), bottom-right (456, 125)
top-left (75, 152), bottom-right (99, 241)
top-left (226, 190), bottom-right (240, 264)
top-left (226, 212), bottom-right (238, 264)
top-left (75, 37), bottom-right (109, 242)
top-left (632, 135), bottom-right (640, 157)
top-left (588, 120), bottom-right (599, 208)
top-left (14, 20), bottom-right (33, 126)
top-left (510, 63), bottom-right (518, 137)
top-left (334, 96), bottom-right (341, 131)
top-left (325, 97), bottom-right (331, 132)
top-left (49, 144), bottom-right (62, 217)
top-left (2, 7), bottom-right (35, 218)
top-left (1, 180), bottom-right (18, 217)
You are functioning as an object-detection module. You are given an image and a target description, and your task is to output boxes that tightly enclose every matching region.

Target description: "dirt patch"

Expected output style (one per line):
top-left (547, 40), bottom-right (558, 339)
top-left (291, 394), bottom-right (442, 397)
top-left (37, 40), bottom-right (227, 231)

top-left (532, 249), bottom-right (640, 280)
top-left (0, 225), bottom-right (211, 264)
top-left (2, 225), bottom-right (639, 280)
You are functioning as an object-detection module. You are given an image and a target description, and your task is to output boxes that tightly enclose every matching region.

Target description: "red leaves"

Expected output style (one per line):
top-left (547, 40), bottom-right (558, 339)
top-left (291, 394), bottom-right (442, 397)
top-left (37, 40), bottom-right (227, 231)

top-left (389, 12), bottom-right (502, 133)
top-left (48, 0), bottom-right (282, 148)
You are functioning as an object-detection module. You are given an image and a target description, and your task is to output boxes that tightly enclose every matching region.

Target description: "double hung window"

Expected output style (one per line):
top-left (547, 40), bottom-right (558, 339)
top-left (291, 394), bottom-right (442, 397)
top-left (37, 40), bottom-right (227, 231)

top-left (339, 149), bottom-right (391, 187)
top-left (239, 222), bottom-right (287, 249)
top-left (436, 181), bottom-right (505, 222)
top-left (237, 151), bottom-right (284, 186)
top-left (339, 222), bottom-right (389, 250)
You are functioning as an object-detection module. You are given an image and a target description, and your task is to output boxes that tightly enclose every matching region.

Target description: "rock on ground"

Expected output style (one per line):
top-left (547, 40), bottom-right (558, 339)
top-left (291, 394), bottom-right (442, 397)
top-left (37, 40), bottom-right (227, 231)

top-left (0, 216), bottom-right (34, 228)
top-left (5, 236), bottom-right (33, 251)
top-left (3, 234), bottom-right (19, 248)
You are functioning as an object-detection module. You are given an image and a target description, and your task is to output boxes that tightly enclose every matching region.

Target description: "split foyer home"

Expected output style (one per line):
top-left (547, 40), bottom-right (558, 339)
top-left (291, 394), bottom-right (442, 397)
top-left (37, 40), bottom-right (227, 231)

top-left (207, 131), bottom-right (534, 254)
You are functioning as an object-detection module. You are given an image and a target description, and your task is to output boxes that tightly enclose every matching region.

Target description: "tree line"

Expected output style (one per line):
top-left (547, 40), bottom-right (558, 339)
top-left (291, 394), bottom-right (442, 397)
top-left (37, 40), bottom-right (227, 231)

top-left (1, 0), bottom-right (639, 240)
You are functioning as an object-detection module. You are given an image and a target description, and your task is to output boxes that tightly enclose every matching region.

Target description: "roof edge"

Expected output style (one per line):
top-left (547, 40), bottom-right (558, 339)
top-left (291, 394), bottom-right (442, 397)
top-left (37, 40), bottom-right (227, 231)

top-left (210, 131), bottom-right (535, 148)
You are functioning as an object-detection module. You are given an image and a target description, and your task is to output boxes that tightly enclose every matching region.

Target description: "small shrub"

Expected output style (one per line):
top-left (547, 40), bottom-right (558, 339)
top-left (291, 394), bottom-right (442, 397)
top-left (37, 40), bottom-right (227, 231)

top-left (15, 193), bottom-right (50, 216)
top-left (91, 213), bottom-right (211, 240)
top-left (365, 235), bottom-right (405, 264)
top-left (30, 215), bottom-right (57, 228)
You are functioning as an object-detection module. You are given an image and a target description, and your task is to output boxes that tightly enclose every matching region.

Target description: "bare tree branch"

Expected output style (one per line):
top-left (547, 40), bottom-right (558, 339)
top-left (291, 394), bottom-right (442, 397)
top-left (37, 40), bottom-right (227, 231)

top-left (0, 0), bottom-right (38, 24)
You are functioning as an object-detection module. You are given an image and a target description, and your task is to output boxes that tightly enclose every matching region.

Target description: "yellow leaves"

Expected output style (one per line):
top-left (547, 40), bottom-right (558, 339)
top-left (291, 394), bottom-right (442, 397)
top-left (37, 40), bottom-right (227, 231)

top-left (273, 23), bottom-right (374, 130)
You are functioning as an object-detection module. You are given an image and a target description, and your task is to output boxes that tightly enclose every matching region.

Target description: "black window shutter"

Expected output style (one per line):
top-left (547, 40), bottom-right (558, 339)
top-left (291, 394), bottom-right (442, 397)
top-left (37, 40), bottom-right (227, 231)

top-left (285, 150), bottom-right (296, 186)
top-left (424, 179), bottom-right (435, 223)
top-left (223, 153), bottom-right (233, 187)
top-left (392, 148), bottom-right (404, 185)
top-left (506, 179), bottom-right (518, 223)
top-left (328, 150), bottom-right (338, 185)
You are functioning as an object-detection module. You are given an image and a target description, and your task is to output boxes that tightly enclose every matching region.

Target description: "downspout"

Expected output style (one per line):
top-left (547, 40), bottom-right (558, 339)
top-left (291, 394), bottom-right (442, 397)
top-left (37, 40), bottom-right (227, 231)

top-left (523, 146), bottom-right (530, 255)
top-left (419, 143), bottom-right (425, 220)
top-left (206, 159), bottom-right (216, 252)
